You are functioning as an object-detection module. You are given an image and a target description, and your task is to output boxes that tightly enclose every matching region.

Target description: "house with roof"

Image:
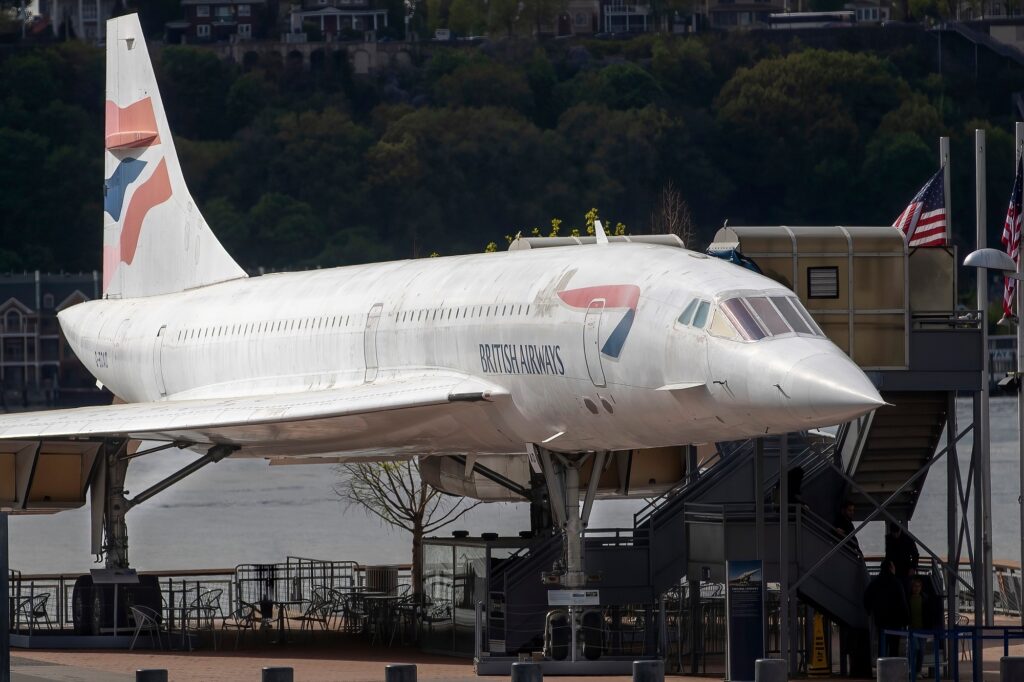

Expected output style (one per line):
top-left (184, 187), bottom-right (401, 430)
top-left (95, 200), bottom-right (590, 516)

top-left (166, 0), bottom-right (270, 43)
top-left (0, 272), bottom-right (104, 407)
top-left (288, 0), bottom-right (389, 38)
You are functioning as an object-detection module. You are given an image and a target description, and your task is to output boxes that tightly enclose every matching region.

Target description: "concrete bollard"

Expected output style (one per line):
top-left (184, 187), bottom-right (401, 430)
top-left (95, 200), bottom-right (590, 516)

top-left (632, 659), bottom-right (665, 682)
top-left (511, 661), bottom-right (543, 682)
top-left (1001, 657), bottom-right (1024, 681)
top-left (384, 663), bottom-right (417, 682)
top-left (877, 657), bottom-right (909, 682)
top-left (755, 658), bottom-right (788, 682)
top-left (262, 667), bottom-right (294, 682)
top-left (136, 671), bottom-right (168, 682)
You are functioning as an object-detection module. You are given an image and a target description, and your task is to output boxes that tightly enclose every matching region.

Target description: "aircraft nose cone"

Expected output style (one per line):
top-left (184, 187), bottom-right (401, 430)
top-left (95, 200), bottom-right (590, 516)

top-left (786, 353), bottom-right (884, 425)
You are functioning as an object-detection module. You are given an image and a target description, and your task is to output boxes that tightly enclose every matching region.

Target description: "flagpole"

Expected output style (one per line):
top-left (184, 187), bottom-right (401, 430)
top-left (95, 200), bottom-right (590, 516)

top-left (942, 136), bottom-right (951, 246)
top-left (1016, 120), bottom-right (1023, 630)
top-left (976, 127), bottom-right (994, 626)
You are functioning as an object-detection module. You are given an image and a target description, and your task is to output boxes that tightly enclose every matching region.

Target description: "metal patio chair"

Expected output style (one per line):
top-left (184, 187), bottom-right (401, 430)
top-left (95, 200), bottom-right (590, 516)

top-left (221, 601), bottom-right (258, 649)
top-left (16, 593), bottom-right (52, 633)
top-left (129, 605), bottom-right (163, 650)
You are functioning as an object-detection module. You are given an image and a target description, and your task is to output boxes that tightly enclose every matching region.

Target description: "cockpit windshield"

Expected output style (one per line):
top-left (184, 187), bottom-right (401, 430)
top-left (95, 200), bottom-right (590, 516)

top-left (704, 295), bottom-right (825, 341)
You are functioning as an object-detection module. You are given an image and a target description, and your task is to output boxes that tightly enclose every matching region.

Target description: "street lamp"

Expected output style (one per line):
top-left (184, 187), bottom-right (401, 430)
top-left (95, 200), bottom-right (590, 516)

top-left (964, 246), bottom-right (1022, 627)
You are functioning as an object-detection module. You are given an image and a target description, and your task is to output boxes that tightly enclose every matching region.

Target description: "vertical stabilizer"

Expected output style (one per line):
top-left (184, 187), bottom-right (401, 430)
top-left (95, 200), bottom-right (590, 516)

top-left (103, 14), bottom-right (246, 298)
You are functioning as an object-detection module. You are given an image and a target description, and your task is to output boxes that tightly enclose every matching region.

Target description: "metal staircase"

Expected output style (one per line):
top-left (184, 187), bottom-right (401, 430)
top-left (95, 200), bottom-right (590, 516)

top-left (842, 391), bottom-right (948, 522)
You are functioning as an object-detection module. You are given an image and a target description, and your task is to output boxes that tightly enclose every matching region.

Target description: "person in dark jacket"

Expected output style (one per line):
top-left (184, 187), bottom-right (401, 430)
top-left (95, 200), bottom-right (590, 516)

top-left (885, 522), bottom-right (919, 576)
top-left (864, 559), bottom-right (910, 657)
top-left (834, 500), bottom-right (861, 556)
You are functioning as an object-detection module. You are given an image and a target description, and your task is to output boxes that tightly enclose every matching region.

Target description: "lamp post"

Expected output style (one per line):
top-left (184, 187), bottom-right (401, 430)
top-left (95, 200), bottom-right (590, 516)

top-left (964, 247), bottom-right (1020, 626)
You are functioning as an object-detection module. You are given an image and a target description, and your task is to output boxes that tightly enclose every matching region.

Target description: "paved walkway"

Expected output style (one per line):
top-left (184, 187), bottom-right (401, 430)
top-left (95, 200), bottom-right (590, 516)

top-left (6, 635), bottom-right (1021, 681)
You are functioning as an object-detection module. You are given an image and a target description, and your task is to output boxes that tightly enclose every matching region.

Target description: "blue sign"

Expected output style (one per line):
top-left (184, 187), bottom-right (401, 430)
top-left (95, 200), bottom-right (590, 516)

top-left (726, 559), bottom-right (765, 682)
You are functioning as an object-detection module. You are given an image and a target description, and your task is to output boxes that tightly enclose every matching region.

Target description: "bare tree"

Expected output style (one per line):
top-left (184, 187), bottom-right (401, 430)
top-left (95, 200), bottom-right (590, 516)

top-left (650, 180), bottom-right (696, 247)
top-left (335, 458), bottom-right (482, 595)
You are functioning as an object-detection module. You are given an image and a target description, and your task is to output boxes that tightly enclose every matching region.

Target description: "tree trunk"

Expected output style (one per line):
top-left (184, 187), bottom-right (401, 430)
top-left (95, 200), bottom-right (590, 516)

top-left (412, 522), bottom-right (424, 596)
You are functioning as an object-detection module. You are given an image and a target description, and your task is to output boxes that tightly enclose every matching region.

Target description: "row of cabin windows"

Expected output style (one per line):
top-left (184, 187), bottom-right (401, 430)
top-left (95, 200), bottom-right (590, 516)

top-left (173, 304), bottom-right (533, 342)
top-left (395, 304), bottom-right (530, 323)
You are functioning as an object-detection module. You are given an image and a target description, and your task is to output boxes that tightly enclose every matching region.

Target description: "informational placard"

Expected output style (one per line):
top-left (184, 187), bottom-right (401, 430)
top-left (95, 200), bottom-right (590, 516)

top-left (547, 589), bottom-right (600, 606)
top-left (725, 559), bottom-right (765, 682)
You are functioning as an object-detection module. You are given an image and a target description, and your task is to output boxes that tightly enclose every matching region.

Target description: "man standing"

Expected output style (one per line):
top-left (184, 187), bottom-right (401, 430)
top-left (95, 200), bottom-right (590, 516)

top-left (864, 559), bottom-right (910, 657)
top-left (834, 500), bottom-right (861, 557)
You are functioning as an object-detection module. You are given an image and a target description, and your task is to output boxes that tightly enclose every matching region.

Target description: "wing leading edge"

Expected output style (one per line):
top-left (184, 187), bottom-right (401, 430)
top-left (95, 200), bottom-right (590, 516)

top-left (0, 374), bottom-right (525, 459)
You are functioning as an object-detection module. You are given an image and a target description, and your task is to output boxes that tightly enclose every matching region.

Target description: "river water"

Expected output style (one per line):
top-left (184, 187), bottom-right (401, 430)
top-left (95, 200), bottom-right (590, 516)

top-left (8, 397), bottom-right (1023, 574)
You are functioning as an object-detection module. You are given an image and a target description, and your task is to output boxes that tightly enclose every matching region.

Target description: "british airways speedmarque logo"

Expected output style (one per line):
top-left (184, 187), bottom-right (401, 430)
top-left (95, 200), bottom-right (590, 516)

top-left (557, 284), bottom-right (641, 358)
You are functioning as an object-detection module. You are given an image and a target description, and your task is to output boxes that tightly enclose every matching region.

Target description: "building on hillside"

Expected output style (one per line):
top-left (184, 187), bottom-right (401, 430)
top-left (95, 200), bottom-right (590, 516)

top-left (288, 0), bottom-right (389, 38)
top-left (602, 0), bottom-right (652, 32)
top-left (843, 0), bottom-right (890, 22)
top-left (704, 0), bottom-right (784, 28)
top-left (559, 0), bottom-right (600, 34)
top-left (41, 0), bottom-right (119, 43)
top-left (165, 0), bottom-right (270, 44)
top-left (0, 272), bottom-right (104, 408)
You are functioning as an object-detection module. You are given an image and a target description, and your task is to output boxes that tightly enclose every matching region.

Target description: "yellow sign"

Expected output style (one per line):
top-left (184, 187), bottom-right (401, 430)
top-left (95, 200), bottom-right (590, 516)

top-left (808, 612), bottom-right (830, 677)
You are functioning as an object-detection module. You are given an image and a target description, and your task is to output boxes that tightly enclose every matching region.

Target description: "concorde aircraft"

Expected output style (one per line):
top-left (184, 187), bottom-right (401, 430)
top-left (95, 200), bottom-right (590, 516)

top-left (0, 13), bottom-right (886, 581)
top-left (0, 13), bottom-right (884, 465)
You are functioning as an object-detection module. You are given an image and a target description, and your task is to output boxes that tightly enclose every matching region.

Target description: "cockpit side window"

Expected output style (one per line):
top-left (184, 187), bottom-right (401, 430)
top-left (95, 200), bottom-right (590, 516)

top-left (708, 307), bottom-right (741, 340)
top-left (693, 300), bottom-right (711, 328)
top-left (791, 297), bottom-right (825, 336)
top-left (721, 298), bottom-right (767, 340)
top-left (746, 296), bottom-right (790, 336)
top-left (678, 299), bottom-right (698, 326)
top-left (771, 296), bottom-right (811, 334)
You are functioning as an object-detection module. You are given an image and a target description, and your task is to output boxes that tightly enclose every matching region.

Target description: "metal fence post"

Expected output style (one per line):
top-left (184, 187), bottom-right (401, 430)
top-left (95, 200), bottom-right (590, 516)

top-left (384, 663), bottom-right (416, 682)
top-left (633, 660), bottom-right (664, 682)
top-left (755, 658), bottom-right (787, 682)
top-left (1001, 656), bottom-right (1024, 681)
top-left (262, 667), bottom-right (293, 682)
top-left (876, 657), bottom-right (908, 682)
top-left (136, 670), bottom-right (168, 682)
top-left (511, 661), bottom-right (543, 682)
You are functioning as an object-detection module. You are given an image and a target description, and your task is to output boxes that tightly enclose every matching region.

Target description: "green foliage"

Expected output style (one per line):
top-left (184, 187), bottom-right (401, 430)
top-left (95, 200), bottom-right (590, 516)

top-left (0, 33), bottom-right (1020, 274)
top-left (433, 60), bottom-right (534, 113)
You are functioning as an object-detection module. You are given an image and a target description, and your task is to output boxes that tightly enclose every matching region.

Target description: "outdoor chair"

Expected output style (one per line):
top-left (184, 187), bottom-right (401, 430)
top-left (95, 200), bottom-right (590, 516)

top-left (184, 590), bottom-right (221, 651)
top-left (129, 605), bottom-right (163, 650)
top-left (344, 593), bottom-right (368, 635)
top-left (221, 602), bottom-right (257, 649)
top-left (16, 593), bottom-right (52, 633)
top-left (389, 594), bottom-right (422, 646)
top-left (289, 586), bottom-right (331, 635)
top-left (326, 588), bottom-right (348, 630)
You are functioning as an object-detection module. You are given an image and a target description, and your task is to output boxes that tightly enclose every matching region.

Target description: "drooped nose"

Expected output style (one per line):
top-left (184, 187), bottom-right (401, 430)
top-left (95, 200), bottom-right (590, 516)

top-left (786, 353), bottom-right (884, 425)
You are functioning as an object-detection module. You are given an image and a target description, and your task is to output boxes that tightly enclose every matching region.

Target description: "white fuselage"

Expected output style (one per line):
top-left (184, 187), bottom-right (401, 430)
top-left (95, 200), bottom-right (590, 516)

top-left (57, 244), bottom-right (879, 457)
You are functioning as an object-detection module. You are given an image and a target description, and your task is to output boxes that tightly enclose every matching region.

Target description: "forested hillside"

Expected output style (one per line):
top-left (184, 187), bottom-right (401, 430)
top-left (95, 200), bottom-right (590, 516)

top-left (1, 28), bottom-right (1021, 272)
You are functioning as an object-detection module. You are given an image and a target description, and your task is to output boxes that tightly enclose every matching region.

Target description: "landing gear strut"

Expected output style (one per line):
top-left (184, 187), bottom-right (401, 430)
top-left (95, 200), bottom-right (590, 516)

top-left (93, 441), bottom-right (236, 568)
top-left (532, 446), bottom-right (608, 588)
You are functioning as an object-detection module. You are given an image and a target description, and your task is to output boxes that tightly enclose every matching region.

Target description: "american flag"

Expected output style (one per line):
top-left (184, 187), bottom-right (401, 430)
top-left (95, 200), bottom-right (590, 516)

top-left (1001, 155), bottom-right (1023, 317)
top-left (892, 168), bottom-right (948, 247)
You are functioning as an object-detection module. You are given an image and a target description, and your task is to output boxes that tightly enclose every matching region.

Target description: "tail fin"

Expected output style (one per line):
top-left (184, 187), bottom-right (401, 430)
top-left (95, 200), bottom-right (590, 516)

top-left (103, 14), bottom-right (246, 298)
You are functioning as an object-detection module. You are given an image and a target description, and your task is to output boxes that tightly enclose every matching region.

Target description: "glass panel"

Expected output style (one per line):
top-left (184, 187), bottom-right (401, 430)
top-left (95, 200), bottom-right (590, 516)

top-left (791, 297), bottom-right (825, 336)
top-left (693, 301), bottom-right (711, 328)
top-left (708, 308), bottom-right (741, 340)
top-left (771, 297), bottom-right (810, 334)
top-left (746, 297), bottom-right (790, 335)
top-left (721, 298), bottom-right (766, 340)
top-left (678, 299), bottom-right (698, 325)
